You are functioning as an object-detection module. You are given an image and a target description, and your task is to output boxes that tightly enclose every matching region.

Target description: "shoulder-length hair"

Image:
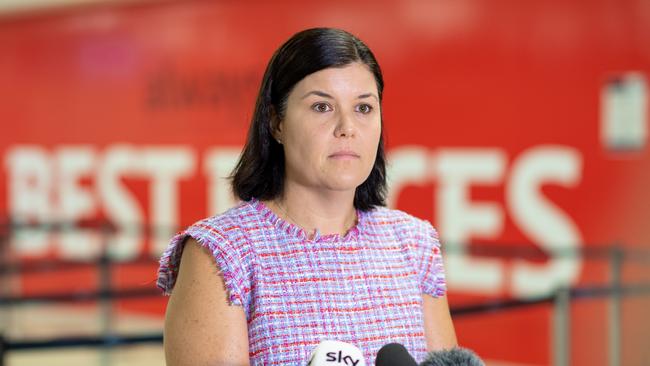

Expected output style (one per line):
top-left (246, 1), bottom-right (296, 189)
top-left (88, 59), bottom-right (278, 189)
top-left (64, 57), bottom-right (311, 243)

top-left (231, 27), bottom-right (386, 211)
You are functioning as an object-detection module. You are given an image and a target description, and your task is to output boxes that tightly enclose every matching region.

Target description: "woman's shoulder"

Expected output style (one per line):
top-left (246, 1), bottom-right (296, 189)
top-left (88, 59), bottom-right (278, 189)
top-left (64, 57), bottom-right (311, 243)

top-left (158, 200), bottom-right (258, 301)
top-left (362, 206), bottom-right (439, 243)
top-left (364, 205), bottom-right (433, 231)
top-left (184, 200), bottom-right (263, 243)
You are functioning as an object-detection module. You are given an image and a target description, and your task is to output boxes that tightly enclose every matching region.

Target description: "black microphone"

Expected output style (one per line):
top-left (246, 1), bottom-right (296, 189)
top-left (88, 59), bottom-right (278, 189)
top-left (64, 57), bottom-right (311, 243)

top-left (375, 343), bottom-right (417, 366)
top-left (420, 347), bottom-right (485, 366)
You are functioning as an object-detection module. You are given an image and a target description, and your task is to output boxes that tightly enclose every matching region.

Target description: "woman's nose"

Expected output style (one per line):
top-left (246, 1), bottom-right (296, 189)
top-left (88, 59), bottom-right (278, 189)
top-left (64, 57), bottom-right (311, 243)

top-left (334, 111), bottom-right (356, 138)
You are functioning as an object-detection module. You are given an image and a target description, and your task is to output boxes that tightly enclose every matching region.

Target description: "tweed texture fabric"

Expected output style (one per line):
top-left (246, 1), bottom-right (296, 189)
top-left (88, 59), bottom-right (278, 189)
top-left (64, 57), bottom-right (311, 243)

top-left (158, 198), bottom-right (446, 364)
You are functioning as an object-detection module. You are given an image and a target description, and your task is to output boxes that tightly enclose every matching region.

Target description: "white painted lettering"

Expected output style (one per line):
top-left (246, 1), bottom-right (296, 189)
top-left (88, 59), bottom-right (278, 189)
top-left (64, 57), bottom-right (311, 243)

top-left (436, 149), bottom-right (506, 294)
top-left (204, 148), bottom-right (240, 215)
top-left (5, 146), bottom-right (53, 256)
top-left (143, 147), bottom-right (195, 256)
top-left (507, 145), bottom-right (583, 297)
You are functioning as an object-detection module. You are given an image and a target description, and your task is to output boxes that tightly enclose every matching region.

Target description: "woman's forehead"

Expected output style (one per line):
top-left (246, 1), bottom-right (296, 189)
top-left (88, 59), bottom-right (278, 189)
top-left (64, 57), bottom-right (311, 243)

top-left (291, 63), bottom-right (378, 98)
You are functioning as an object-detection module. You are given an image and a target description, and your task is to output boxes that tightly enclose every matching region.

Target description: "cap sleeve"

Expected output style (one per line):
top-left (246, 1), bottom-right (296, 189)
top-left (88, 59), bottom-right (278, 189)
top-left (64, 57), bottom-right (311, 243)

top-left (415, 221), bottom-right (447, 298)
top-left (157, 219), bottom-right (252, 313)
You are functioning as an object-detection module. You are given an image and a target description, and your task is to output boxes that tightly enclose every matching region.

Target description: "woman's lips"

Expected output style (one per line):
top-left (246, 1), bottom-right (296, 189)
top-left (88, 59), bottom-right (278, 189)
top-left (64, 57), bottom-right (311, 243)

top-left (329, 151), bottom-right (360, 159)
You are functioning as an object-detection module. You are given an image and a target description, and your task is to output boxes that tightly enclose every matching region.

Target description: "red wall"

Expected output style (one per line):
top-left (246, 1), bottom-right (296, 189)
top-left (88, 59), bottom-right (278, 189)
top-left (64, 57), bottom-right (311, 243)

top-left (1, 0), bottom-right (649, 364)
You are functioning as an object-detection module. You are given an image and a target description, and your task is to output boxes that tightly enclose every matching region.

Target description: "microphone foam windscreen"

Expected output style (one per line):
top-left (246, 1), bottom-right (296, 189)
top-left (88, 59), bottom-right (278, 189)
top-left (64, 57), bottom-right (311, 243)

top-left (420, 347), bottom-right (485, 366)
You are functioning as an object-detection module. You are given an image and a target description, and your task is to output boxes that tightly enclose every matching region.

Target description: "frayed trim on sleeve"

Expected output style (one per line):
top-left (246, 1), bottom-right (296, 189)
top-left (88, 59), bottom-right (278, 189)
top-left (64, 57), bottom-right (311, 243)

top-left (156, 226), bottom-right (249, 312)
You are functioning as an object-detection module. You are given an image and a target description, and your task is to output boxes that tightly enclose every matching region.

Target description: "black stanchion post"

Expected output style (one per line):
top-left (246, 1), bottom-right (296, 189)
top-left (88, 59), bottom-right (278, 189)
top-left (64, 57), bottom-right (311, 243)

top-left (0, 333), bottom-right (6, 366)
top-left (99, 222), bottom-right (114, 366)
top-left (609, 246), bottom-right (622, 366)
top-left (0, 220), bottom-right (10, 366)
top-left (552, 286), bottom-right (571, 366)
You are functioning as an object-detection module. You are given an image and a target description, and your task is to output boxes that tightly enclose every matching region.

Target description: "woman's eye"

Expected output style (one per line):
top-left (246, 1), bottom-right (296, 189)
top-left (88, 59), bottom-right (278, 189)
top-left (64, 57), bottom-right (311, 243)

top-left (356, 104), bottom-right (374, 114)
top-left (312, 103), bottom-right (332, 113)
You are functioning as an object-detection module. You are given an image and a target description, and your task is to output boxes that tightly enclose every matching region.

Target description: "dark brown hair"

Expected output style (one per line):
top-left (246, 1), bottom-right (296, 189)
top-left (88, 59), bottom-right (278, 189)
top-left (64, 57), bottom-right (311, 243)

top-left (231, 28), bottom-right (386, 211)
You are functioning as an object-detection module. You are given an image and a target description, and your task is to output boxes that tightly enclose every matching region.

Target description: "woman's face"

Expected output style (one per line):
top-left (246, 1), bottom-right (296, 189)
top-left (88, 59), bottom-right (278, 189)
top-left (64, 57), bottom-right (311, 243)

top-left (274, 62), bottom-right (381, 195)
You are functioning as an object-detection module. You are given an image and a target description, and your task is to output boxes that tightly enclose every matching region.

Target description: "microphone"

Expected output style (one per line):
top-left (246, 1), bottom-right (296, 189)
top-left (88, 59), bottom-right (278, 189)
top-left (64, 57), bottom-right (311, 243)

top-left (420, 347), bottom-right (485, 366)
top-left (307, 340), bottom-right (366, 366)
top-left (375, 343), bottom-right (417, 366)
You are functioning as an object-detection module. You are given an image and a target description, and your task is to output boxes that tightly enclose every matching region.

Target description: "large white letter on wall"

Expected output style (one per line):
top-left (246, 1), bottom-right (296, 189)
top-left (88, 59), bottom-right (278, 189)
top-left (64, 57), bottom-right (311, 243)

top-left (98, 145), bottom-right (145, 260)
top-left (5, 146), bottom-right (53, 256)
top-left (204, 147), bottom-right (241, 216)
top-left (507, 145), bottom-right (583, 297)
top-left (143, 147), bottom-right (195, 256)
top-left (436, 149), bottom-right (507, 294)
top-left (386, 146), bottom-right (429, 208)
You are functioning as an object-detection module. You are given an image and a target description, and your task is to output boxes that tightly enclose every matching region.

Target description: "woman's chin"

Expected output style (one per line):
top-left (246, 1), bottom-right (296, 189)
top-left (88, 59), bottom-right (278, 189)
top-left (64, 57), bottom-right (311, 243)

top-left (322, 176), bottom-right (367, 192)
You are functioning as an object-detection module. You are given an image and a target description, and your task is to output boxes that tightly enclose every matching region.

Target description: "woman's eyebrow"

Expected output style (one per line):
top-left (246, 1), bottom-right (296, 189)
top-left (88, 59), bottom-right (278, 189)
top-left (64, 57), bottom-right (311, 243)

top-left (301, 90), bottom-right (378, 101)
top-left (357, 93), bottom-right (378, 101)
top-left (301, 90), bottom-right (333, 99)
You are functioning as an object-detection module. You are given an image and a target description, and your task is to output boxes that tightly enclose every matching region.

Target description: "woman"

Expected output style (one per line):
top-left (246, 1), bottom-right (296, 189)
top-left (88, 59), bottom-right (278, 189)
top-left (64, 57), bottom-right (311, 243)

top-left (158, 27), bottom-right (457, 365)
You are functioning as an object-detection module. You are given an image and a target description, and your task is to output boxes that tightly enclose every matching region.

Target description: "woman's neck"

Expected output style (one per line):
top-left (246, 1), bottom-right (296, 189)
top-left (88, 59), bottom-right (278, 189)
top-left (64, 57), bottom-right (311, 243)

top-left (267, 186), bottom-right (357, 237)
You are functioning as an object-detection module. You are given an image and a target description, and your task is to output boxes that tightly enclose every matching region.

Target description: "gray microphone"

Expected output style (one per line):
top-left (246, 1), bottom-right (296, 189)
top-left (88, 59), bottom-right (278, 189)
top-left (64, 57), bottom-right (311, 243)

top-left (420, 347), bottom-right (485, 366)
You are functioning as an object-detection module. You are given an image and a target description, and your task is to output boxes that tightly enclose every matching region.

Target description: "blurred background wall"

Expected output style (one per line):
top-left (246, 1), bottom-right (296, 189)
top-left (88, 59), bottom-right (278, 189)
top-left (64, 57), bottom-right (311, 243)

top-left (1, 0), bottom-right (649, 365)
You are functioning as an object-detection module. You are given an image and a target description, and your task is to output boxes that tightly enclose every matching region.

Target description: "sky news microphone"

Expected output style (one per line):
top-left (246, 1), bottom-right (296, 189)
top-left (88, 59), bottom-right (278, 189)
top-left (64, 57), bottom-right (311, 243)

top-left (307, 340), bottom-right (366, 366)
top-left (375, 343), bottom-right (418, 366)
top-left (420, 347), bottom-right (485, 366)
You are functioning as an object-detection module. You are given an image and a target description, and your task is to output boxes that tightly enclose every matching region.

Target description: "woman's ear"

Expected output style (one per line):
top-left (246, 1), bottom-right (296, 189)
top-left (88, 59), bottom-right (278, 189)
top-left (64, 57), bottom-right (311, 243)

top-left (269, 106), bottom-right (283, 144)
